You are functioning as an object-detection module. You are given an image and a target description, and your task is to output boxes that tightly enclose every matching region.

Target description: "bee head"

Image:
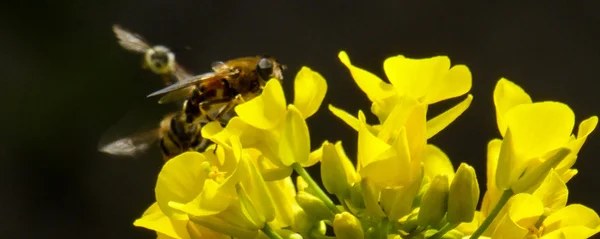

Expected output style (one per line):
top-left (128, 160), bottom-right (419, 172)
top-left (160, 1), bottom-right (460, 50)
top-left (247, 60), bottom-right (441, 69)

top-left (256, 56), bottom-right (285, 84)
top-left (145, 45), bottom-right (175, 74)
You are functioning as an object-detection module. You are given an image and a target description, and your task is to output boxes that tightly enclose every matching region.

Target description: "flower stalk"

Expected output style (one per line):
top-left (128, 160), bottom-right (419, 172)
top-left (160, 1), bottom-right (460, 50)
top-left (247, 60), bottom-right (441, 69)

top-left (470, 189), bottom-right (514, 239)
top-left (292, 163), bottom-right (341, 215)
top-left (262, 223), bottom-right (284, 239)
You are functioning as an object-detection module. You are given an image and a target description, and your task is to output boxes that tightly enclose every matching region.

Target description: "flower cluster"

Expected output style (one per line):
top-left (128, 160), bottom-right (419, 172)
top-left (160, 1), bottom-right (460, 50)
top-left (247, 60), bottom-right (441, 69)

top-left (133, 51), bottom-right (599, 239)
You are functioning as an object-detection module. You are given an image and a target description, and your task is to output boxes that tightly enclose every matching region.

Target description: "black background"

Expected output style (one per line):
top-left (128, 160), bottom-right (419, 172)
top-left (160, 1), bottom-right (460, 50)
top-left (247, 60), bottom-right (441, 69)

top-left (1, 1), bottom-right (599, 238)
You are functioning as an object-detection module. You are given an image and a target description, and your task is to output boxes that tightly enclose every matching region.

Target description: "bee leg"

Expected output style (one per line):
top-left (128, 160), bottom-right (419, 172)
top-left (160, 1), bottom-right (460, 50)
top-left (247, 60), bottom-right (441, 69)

top-left (213, 94), bottom-right (245, 121)
top-left (197, 98), bottom-right (235, 122)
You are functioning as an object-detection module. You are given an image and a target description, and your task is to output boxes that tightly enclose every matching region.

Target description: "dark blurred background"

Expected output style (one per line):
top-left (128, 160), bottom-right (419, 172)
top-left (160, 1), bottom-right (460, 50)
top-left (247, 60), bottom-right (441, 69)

top-left (1, 1), bottom-right (599, 238)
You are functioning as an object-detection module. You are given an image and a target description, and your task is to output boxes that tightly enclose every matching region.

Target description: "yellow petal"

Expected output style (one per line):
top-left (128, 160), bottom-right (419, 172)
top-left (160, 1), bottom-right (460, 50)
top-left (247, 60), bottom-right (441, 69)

top-left (486, 139), bottom-right (502, 201)
top-left (302, 141), bottom-right (325, 167)
top-left (321, 141), bottom-right (354, 199)
top-left (201, 117), bottom-right (263, 151)
top-left (493, 78), bottom-right (533, 137)
top-left (357, 110), bottom-right (391, 167)
top-left (492, 213), bottom-right (529, 239)
top-left (544, 204), bottom-right (600, 233)
top-left (403, 102), bottom-right (427, 160)
top-left (338, 51), bottom-right (395, 101)
top-left (278, 105), bottom-right (310, 166)
top-left (370, 94), bottom-right (400, 123)
top-left (155, 152), bottom-right (209, 220)
top-left (422, 144), bottom-right (454, 180)
top-left (566, 116), bottom-right (598, 155)
top-left (377, 95), bottom-right (418, 144)
top-left (266, 177), bottom-right (298, 228)
top-left (329, 104), bottom-right (359, 131)
top-left (360, 179), bottom-right (386, 218)
top-left (560, 169), bottom-right (578, 183)
top-left (133, 203), bottom-right (189, 239)
top-left (168, 179), bottom-right (236, 217)
top-left (293, 67), bottom-right (328, 118)
top-left (542, 225), bottom-right (599, 239)
top-left (496, 128), bottom-right (519, 190)
top-left (238, 154), bottom-right (276, 223)
top-left (423, 64), bottom-right (472, 104)
top-left (508, 193), bottom-right (544, 222)
top-left (532, 170), bottom-right (568, 213)
top-left (186, 221), bottom-right (230, 239)
top-left (505, 102), bottom-right (574, 160)
top-left (235, 79), bottom-right (287, 130)
top-left (256, 154), bottom-right (293, 181)
top-left (335, 141), bottom-right (359, 184)
top-left (360, 128), bottom-right (411, 187)
top-left (383, 55), bottom-right (450, 101)
top-left (426, 94), bottom-right (473, 139)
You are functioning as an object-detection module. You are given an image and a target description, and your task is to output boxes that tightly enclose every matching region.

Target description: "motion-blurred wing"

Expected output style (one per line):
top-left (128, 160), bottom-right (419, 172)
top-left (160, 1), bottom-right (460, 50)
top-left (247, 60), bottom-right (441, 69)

top-left (98, 129), bottom-right (160, 158)
top-left (147, 70), bottom-right (238, 99)
top-left (113, 24), bottom-right (151, 53)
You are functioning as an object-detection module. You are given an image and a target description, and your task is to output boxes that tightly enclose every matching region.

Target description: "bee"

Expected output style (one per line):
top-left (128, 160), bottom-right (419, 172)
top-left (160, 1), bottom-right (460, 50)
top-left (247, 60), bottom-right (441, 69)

top-left (147, 56), bottom-right (286, 124)
top-left (98, 110), bottom-right (219, 162)
top-left (112, 24), bottom-right (192, 85)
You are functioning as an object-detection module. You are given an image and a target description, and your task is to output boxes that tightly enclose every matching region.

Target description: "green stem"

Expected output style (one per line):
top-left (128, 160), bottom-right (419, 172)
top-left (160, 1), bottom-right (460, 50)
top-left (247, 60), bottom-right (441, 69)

top-left (470, 189), bottom-right (514, 239)
top-left (292, 163), bottom-right (341, 214)
top-left (261, 223), bottom-right (283, 239)
top-left (405, 226), bottom-right (424, 238)
top-left (429, 223), bottom-right (459, 239)
top-left (534, 214), bottom-right (547, 229)
top-left (379, 218), bottom-right (390, 239)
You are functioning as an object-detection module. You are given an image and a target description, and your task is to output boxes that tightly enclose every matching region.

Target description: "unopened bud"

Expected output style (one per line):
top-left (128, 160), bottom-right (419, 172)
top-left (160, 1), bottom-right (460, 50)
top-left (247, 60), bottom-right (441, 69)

top-left (296, 191), bottom-right (335, 221)
top-left (321, 141), bottom-right (354, 200)
top-left (447, 163), bottom-right (480, 223)
top-left (418, 175), bottom-right (449, 227)
top-left (333, 212), bottom-right (364, 239)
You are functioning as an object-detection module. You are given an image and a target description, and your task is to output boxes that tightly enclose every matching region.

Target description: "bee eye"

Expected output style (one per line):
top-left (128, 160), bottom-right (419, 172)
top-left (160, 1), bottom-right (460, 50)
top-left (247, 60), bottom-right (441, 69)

top-left (256, 58), bottom-right (273, 79)
top-left (258, 58), bottom-right (272, 69)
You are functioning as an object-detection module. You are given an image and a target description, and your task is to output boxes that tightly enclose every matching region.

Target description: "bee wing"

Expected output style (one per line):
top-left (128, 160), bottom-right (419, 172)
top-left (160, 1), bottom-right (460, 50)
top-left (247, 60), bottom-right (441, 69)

top-left (173, 64), bottom-right (194, 82)
top-left (157, 87), bottom-right (195, 104)
top-left (113, 24), bottom-right (151, 53)
top-left (98, 101), bottom-right (178, 159)
top-left (211, 61), bottom-right (230, 72)
top-left (98, 129), bottom-right (160, 158)
top-left (147, 71), bottom-right (237, 98)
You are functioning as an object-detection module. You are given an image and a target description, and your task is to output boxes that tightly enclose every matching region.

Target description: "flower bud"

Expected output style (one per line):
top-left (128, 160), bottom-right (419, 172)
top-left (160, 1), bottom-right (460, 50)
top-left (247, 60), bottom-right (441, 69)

top-left (418, 175), bottom-right (449, 227)
top-left (333, 212), bottom-right (364, 239)
top-left (321, 141), bottom-right (356, 200)
top-left (447, 163), bottom-right (480, 223)
top-left (400, 213), bottom-right (419, 234)
top-left (296, 191), bottom-right (335, 221)
top-left (345, 182), bottom-right (366, 215)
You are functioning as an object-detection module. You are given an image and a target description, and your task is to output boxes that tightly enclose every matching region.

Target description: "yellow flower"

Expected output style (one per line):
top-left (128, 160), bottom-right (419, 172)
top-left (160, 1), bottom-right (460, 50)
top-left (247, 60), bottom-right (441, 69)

top-left (491, 78), bottom-right (597, 193)
top-left (333, 51), bottom-right (473, 139)
top-left (201, 67), bottom-right (327, 176)
top-left (155, 149), bottom-right (240, 220)
top-left (492, 170), bottom-right (600, 239)
top-left (133, 202), bottom-right (229, 239)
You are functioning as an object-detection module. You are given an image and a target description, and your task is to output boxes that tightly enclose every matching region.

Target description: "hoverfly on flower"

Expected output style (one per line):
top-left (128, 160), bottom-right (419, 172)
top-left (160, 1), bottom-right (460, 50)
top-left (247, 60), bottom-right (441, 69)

top-left (147, 56), bottom-right (287, 124)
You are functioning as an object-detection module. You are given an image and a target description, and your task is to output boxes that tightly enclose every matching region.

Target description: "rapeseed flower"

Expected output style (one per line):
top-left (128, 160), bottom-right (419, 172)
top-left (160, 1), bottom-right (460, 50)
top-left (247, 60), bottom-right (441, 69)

top-left (129, 50), bottom-right (598, 239)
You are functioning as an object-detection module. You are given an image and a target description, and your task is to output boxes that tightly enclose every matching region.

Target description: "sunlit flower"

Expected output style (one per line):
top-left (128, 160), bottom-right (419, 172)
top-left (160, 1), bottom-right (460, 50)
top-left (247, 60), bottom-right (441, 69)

top-left (332, 51), bottom-right (473, 139)
top-left (493, 78), bottom-right (597, 190)
top-left (201, 67), bottom-right (328, 178)
top-left (492, 170), bottom-right (600, 238)
top-left (133, 202), bottom-right (230, 239)
top-left (126, 48), bottom-right (599, 239)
